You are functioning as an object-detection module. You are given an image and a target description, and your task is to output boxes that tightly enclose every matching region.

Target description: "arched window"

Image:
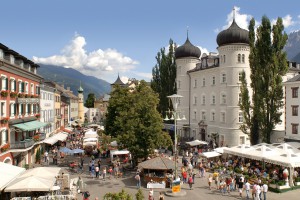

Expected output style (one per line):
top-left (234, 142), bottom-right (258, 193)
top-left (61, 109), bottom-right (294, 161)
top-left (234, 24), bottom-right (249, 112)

top-left (223, 55), bottom-right (226, 63)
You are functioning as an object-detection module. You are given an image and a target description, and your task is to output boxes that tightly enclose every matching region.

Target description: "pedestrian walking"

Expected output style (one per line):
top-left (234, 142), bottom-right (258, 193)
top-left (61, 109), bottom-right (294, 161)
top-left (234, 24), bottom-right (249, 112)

top-left (188, 175), bottom-right (193, 190)
top-left (102, 167), bottom-right (107, 180)
top-left (208, 174), bottom-right (213, 190)
top-left (244, 179), bottom-right (251, 199)
top-left (158, 192), bottom-right (164, 200)
top-left (95, 166), bottom-right (99, 178)
top-left (44, 151), bottom-right (49, 164)
top-left (88, 161), bottom-right (92, 173)
top-left (262, 182), bottom-right (268, 200)
top-left (135, 173), bottom-right (141, 189)
top-left (238, 177), bottom-right (244, 198)
top-left (148, 188), bottom-right (154, 200)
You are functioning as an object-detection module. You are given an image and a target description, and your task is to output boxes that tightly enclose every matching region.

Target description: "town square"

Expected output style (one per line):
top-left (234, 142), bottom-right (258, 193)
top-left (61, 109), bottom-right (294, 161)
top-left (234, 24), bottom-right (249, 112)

top-left (2, 1), bottom-right (300, 200)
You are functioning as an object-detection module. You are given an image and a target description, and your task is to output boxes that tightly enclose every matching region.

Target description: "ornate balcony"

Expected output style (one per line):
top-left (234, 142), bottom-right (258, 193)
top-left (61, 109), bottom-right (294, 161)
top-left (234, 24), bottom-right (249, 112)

top-left (10, 139), bottom-right (34, 149)
top-left (16, 97), bottom-right (39, 104)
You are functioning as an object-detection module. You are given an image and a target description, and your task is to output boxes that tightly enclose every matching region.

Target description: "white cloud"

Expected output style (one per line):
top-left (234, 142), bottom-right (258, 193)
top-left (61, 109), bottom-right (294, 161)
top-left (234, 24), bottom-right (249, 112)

top-left (120, 76), bottom-right (129, 84)
top-left (197, 46), bottom-right (209, 57)
top-left (272, 15), bottom-right (294, 28)
top-left (33, 34), bottom-right (139, 82)
top-left (222, 6), bottom-right (252, 30)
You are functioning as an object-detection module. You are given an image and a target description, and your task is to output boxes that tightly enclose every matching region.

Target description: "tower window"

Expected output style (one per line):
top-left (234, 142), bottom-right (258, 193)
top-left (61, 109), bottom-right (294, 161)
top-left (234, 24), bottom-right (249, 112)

top-left (238, 54), bottom-right (241, 63)
top-left (242, 54), bottom-right (245, 63)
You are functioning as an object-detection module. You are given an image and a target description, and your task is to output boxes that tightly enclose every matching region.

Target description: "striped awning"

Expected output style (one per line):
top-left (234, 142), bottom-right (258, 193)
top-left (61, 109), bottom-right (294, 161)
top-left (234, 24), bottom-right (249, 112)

top-left (12, 121), bottom-right (48, 131)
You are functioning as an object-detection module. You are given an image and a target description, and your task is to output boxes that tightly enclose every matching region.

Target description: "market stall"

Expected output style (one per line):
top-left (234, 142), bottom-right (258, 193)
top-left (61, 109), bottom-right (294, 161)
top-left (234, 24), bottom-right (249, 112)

top-left (138, 156), bottom-right (175, 188)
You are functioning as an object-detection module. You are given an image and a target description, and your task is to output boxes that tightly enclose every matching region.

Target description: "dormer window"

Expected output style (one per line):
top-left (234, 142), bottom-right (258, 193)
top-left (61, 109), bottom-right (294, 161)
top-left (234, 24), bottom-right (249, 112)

top-left (10, 55), bottom-right (15, 64)
top-left (0, 49), bottom-right (3, 59)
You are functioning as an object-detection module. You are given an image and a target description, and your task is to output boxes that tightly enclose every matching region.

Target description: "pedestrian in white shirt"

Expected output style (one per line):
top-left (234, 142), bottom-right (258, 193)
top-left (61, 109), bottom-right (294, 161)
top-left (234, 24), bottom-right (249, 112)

top-left (244, 180), bottom-right (251, 200)
top-left (262, 183), bottom-right (268, 200)
top-left (255, 183), bottom-right (261, 200)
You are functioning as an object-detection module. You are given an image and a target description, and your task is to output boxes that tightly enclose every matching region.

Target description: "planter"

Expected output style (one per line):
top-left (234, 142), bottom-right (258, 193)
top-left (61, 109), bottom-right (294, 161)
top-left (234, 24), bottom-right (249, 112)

top-left (295, 182), bottom-right (300, 186)
top-left (277, 185), bottom-right (290, 190)
top-left (269, 184), bottom-right (277, 189)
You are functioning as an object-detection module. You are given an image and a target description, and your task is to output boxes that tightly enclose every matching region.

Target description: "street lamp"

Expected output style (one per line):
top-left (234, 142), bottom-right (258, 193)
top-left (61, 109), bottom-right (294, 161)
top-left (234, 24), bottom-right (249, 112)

top-left (164, 94), bottom-right (186, 180)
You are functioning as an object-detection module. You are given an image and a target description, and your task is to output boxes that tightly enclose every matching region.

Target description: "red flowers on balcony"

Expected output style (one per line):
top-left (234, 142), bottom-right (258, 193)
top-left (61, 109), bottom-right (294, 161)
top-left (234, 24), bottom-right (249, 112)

top-left (0, 117), bottom-right (9, 124)
top-left (0, 143), bottom-right (10, 152)
top-left (35, 113), bottom-right (41, 118)
top-left (1, 90), bottom-right (9, 97)
top-left (33, 135), bottom-right (40, 142)
top-left (10, 91), bottom-right (18, 98)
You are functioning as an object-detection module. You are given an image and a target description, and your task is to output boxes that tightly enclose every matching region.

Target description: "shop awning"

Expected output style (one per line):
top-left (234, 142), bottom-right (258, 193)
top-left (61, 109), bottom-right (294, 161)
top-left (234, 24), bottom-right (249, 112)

top-left (12, 121), bottom-right (48, 131)
top-left (44, 132), bottom-right (68, 145)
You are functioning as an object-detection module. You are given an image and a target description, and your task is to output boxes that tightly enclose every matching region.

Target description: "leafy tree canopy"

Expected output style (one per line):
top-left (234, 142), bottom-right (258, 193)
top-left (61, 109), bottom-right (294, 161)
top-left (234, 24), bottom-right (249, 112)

top-left (84, 93), bottom-right (95, 108)
top-left (105, 81), bottom-right (172, 164)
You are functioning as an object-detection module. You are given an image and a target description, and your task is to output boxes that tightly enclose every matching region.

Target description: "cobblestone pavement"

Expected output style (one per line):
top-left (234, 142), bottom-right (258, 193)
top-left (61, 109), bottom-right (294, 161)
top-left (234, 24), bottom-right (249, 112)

top-left (69, 164), bottom-right (300, 200)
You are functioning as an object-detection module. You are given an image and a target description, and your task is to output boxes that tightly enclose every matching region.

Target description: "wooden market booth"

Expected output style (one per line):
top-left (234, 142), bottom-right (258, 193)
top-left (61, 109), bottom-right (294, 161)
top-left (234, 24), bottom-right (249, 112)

top-left (138, 156), bottom-right (175, 188)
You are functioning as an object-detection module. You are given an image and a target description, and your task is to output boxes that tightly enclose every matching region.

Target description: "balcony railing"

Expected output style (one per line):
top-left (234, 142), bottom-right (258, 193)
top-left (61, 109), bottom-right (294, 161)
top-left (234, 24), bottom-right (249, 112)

top-left (39, 133), bottom-right (46, 141)
top-left (10, 139), bottom-right (34, 149)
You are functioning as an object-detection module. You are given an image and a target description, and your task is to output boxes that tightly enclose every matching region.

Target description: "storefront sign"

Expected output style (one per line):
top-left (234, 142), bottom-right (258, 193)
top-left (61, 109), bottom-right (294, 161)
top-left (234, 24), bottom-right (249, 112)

top-left (172, 180), bottom-right (181, 193)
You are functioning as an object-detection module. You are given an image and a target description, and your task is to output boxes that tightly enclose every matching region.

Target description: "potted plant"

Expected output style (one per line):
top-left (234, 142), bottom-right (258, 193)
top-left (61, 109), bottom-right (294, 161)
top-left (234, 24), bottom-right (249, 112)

top-left (35, 113), bottom-right (40, 118)
top-left (35, 148), bottom-right (41, 164)
top-left (1, 90), bottom-right (9, 97)
top-left (10, 91), bottom-right (18, 98)
top-left (0, 143), bottom-right (10, 152)
top-left (295, 177), bottom-right (300, 186)
top-left (33, 135), bottom-right (40, 142)
top-left (0, 117), bottom-right (9, 124)
top-left (18, 93), bottom-right (25, 98)
top-left (277, 180), bottom-right (290, 189)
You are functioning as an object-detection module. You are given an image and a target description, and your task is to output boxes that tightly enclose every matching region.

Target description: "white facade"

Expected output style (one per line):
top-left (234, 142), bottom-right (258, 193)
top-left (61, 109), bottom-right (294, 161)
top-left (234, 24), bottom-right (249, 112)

top-left (284, 74), bottom-right (300, 141)
top-left (40, 84), bottom-right (55, 137)
top-left (176, 44), bottom-right (251, 147)
top-left (85, 108), bottom-right (100, 123)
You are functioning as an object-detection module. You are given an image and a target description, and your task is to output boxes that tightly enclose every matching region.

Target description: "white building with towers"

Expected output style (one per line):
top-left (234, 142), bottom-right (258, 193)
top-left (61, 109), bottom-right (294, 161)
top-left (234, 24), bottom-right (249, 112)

top-left (175, 15), bottom-right (251, 147)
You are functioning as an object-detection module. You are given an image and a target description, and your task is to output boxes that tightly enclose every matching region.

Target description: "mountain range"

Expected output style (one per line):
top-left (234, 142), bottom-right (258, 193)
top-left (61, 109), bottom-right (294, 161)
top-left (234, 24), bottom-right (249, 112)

top-left (37, 64), bottom-right (111, 100)
top-left (284, 30), bottom-right (300, 63)
top-left (36, 30), bottom-right (300, 99)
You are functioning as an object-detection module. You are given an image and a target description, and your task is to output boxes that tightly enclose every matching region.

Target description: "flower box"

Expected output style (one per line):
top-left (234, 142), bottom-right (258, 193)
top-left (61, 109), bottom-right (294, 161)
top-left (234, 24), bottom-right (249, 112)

top-left (1, 90), bottom-right (9, 97)
top-left (35, 114), bottom-right (40, 118)
top-left (33, 135), bottom-right (40, 142)
top-left (1, 143), bottom-right (10, 152)
top-left (295, 182), bottom-right (300, 186)
top-left (10, 91), bottom-right (18, 98)
top-left (277, 185), bottom-right (290, 190)
top-left (0, 117), bottom-right (9, 124)
top-left (18, 93), bottom-right (25, 98)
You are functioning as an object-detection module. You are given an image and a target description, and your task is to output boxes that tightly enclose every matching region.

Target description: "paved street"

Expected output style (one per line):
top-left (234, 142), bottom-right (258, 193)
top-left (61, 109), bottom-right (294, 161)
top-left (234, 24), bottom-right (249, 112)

top-left (66, 164), bottom-right (300, 200)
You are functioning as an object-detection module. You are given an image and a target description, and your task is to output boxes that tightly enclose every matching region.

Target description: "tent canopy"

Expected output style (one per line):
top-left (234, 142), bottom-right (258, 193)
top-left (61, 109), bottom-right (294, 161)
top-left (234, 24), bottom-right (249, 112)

top-left (0, 162), bottom-right (25, 190)
top-left (44, 132), bottom-right (68, 145)
top-left (12, 120), bottom-right (48, 131)
top-left (186, 139), bottom-right (208, 146)
top-left (264, 152), bottom-right (300, 168)
top-left (200, 151), bottom-right (221, 158)
top-left (138, 156), bottom-right (175, 170)
top-left (84, 130), bottom-right (98, 138)
top-left (4, 167), bottom-right (61, 192)
top-left (243, 145), bottom-right (278, 160)
top-left (223, 144), bottom-right (254, 157)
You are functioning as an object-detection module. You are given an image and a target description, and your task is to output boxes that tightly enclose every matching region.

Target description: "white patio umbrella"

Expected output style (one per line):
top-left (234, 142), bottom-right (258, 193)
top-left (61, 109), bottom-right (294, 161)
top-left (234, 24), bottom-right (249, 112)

top-left (5, 175), bottom-right (55, 192)
top-left (186, 139), bottom-right (208, 146)
top-left (20, 167), bottom-right (61, 178)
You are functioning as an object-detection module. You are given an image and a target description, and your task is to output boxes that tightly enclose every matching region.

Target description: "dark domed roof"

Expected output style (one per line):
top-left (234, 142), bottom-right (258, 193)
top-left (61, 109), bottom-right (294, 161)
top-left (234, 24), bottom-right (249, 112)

top-left (216, 20), bottom-right (249, 46)
top-left (175, 38), bottom-right (201, 59)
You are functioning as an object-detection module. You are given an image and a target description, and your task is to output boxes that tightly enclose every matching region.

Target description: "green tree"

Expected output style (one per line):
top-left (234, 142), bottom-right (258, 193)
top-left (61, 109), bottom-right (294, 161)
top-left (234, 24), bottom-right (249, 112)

top-left (135, 189), bottom-right (144, 200)
top-left (151, 39), bottom-right (177, 115)
top-left (105, 81), bottom-right (172, 165)
top-left (84, 93), bottom-right (95, 108)
top-left (103, 189), bottom-right (133, 200)
top-left (239, 16), bottom-right (288, 144)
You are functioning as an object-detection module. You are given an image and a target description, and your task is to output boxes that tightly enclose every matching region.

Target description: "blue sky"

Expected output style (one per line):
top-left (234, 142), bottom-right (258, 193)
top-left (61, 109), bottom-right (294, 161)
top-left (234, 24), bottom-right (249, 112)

top-left (1, 0), bottom-right (300, 83)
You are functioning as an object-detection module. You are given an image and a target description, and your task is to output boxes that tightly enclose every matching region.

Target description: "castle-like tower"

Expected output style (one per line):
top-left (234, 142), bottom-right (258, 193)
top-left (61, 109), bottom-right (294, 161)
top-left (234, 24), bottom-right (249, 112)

top-left (176, 15), bottom-right (251, 147)
top-left (78, 82), bottom-right (84, 123)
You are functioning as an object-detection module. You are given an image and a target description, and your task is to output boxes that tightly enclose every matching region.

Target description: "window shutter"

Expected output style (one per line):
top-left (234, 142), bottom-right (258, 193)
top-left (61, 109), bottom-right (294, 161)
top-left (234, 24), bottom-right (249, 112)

top-left (14, 104), bottom-right (16, 115)
top-left (5, 78), bottom-right (8, 90)
top-left (21, 82), bottom-right (24, 92)
top-left (14, 81), bottom-right (16, 91)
